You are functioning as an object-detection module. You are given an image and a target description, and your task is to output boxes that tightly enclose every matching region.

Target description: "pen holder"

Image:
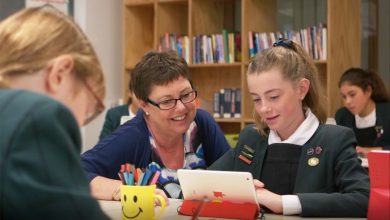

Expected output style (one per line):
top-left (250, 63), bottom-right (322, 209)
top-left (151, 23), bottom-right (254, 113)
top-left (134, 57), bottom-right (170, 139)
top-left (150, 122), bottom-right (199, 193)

top-left (120, 185), bottom-right (166, 220)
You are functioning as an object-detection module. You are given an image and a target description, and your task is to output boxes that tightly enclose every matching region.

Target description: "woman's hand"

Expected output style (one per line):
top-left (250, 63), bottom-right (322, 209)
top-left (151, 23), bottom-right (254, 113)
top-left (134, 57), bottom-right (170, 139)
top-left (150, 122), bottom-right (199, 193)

top-left (253, 180), bottom-right (283, 214)
top-left (356, 146), bottom-right (383, 156)
top-left (155, 189), bottom-right (169, 206)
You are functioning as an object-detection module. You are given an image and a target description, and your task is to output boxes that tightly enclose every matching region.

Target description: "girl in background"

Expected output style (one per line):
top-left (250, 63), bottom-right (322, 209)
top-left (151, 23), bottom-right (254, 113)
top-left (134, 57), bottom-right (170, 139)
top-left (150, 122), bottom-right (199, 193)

top-left (336, 68), bottom-right (390, 156)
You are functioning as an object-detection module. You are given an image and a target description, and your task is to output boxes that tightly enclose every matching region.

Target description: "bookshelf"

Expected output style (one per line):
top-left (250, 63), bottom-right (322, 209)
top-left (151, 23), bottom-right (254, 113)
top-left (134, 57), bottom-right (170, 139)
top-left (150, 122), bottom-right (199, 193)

top-left (123, 0), bottom-right (361, 134)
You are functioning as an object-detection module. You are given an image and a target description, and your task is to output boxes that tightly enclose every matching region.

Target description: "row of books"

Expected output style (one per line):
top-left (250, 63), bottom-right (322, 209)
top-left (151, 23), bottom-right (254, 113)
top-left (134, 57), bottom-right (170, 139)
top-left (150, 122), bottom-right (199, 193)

top-left (213, 88), bottom-right (241, 119)
top-left (158, 33), bottom-right (190, 63)
top-left (192, 30), bottom-right (241, 64)
top-left (248, 24), bottom-right (327, 60)
top-left (157, 25), bottom-right (326, 65)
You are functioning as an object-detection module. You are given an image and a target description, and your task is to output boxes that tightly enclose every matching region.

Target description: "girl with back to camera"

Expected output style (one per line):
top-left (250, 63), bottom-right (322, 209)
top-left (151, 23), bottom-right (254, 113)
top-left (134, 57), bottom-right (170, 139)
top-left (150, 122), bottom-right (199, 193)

top-left (0, 6), bottom-right (108, 219)
top-left (336, 68), bottom-right (390, 156)
top-left (210, 39), bottom-right (369, 217)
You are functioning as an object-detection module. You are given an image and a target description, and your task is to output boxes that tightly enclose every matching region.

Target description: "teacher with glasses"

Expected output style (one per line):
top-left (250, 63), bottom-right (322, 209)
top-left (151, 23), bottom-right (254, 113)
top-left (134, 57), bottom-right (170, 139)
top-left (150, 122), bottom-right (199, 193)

top-left (81, 51), bottom-right (230, 200)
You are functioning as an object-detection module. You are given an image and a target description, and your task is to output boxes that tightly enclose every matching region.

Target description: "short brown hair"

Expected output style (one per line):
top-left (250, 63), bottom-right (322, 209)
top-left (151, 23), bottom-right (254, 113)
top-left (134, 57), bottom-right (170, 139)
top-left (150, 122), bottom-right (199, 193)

top-left (130, 51), bottom-right (193, 101)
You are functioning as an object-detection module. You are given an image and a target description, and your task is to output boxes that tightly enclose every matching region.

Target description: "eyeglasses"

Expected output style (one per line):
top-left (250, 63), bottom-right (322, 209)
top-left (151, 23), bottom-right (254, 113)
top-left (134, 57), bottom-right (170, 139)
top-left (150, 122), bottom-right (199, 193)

top-left (147, 90), bottom-right (197, 110)
top-left (82, 79), bottom-right (105, 125)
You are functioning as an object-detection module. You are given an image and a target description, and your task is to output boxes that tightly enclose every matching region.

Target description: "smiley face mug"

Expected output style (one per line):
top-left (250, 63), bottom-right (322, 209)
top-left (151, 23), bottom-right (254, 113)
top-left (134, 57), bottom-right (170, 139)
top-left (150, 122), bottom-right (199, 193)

top-left (121, 185), bottom-right (166, 220)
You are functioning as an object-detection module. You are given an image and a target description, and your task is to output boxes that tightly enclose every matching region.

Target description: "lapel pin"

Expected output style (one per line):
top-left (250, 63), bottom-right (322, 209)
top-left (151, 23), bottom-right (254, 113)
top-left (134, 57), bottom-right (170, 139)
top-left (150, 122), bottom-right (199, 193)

top-left (241, 151), bottom-right (253, 159)
top-left (308, 157), bottom-right (319, 166)
top-left (239, 145), bottom-right (255, 165)
top-left (243, 145), bottom-right (255, 154)
top-left (315, 146), bottom-right (323, 155)
top-left (307, 147), bottom-right (314, 156)
top-left (239, 154), bottom-right (252, 165)
top-left (375, 126), bottom-right (384, 138)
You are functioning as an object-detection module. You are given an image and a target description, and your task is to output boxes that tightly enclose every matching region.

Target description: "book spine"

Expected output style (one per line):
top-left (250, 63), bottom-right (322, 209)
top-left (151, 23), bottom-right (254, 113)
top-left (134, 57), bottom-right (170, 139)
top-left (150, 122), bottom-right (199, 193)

top-left (219, 89), bottom-right (225, 118)
top-left (222, 29), bottom-right (230, 63)
top-left (234, 88), bottom-right (241, 118)
top-left (223, 88), bottom-right (232, 118)
top-left (213, 92), bottom-right (220, 118)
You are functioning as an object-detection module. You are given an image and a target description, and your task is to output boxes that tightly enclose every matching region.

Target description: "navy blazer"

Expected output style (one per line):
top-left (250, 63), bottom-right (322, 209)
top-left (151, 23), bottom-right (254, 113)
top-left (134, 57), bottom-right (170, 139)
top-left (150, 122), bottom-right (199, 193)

top-left (335, 102), bottom-right (390, 150)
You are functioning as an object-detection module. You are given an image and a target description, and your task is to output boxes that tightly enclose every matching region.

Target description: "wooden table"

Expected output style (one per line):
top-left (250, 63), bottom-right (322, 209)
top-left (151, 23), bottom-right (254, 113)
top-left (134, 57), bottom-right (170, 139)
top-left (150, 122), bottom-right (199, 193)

top-left (99, 199), bottom-right (366, 220)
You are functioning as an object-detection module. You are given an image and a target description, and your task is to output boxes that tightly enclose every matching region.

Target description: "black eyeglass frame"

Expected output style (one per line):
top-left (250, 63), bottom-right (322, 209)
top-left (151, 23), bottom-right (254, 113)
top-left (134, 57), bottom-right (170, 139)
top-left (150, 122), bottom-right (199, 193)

top-left (147, 90), bottom-right (198, 110)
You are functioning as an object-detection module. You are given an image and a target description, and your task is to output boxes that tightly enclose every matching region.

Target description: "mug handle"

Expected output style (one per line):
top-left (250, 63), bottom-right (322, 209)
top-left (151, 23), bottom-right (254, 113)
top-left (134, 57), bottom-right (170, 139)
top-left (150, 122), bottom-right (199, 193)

top-left (154, 194), bottom-right (166, 219)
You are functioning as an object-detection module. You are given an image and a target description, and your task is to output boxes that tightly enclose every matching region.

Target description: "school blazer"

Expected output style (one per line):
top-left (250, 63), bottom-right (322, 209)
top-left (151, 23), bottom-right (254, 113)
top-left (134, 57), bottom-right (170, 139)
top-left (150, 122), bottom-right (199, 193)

top-left (0, 89), bottom-right (108, 220)
top-left (335, 102), bottom-right (390, 150)
top-left (209, 124), bottom-right (369, 217)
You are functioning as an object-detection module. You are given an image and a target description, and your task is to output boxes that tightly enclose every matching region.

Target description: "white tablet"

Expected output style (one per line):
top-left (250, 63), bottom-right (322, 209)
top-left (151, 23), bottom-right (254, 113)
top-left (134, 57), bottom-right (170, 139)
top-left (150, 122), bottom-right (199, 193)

top-left (177, 169), bottom-right (259, 207)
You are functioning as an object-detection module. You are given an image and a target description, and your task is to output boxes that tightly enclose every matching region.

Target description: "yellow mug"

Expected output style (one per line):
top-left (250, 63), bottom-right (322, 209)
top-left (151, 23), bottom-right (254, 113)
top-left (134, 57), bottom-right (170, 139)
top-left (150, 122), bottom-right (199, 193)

top-left (121, 185), bottom-right (166, 220)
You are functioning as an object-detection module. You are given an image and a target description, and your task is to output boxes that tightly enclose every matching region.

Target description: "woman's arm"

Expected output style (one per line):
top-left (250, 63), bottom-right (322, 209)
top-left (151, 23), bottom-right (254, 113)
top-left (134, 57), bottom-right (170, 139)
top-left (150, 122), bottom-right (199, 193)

top-left (90, 176), bottom-right (122, 200)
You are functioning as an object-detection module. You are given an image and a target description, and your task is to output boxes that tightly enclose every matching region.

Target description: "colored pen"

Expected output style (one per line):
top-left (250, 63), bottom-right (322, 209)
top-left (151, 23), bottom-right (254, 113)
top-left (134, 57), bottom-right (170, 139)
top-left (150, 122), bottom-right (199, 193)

top-left (149, 170), bottom-right (161, 185)
top-left (141, 170), bottom-right (152, 186)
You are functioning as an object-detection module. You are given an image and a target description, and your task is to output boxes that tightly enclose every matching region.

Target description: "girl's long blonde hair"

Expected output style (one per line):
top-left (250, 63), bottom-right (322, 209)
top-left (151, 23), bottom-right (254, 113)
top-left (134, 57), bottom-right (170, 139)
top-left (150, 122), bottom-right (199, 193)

top-left (248, 40), bottom-right (327, 136)
top-left (0, 6), bottom-right (105, 100)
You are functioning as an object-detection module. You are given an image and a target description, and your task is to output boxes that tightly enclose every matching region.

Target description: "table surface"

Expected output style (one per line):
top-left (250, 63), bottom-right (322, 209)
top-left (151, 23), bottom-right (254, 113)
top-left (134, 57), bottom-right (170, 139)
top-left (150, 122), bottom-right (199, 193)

top-left (98, 199), bottom-right (366, 220)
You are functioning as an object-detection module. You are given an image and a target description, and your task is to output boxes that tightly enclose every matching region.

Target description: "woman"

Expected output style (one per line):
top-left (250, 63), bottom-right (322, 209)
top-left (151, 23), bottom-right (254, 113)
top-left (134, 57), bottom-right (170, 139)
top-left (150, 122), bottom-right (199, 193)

top-left (0, 6), bottom-right (108, 219)
top-left (210, 39), bottom-right (369, 217)
top-left (82, 51), bottom-right (230, 200)
top-left (336, 68), bottom-right (390, 156)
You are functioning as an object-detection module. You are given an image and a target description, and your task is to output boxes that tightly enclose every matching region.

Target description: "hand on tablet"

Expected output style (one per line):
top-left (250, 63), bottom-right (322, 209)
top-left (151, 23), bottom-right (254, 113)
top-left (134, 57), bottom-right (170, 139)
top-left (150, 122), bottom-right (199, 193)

top-left (253, 180), bottom-right (283, 214)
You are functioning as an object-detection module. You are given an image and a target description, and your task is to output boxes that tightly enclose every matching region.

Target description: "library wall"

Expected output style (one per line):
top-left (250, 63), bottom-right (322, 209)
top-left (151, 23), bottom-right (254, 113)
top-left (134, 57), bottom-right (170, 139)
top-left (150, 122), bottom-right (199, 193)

top-left (74, 0), bottom-right (123, 152)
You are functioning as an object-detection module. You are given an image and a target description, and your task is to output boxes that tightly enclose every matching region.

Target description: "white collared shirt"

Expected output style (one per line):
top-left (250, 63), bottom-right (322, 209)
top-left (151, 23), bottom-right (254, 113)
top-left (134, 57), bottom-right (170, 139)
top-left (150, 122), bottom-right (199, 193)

top-left (355, 108), bottom-right (376, 128)
top-left (120, 107), bottom-right (136, 125)
top-left (268, 108), bottom-right (320, 145)
top-left (267, 108), bottom-right (320, 215)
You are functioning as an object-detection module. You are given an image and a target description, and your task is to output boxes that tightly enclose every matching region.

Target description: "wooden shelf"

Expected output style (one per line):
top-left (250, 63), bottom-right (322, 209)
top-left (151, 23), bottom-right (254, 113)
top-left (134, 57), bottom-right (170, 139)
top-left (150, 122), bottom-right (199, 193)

top-left (124, 0), bottom-right (154, 6)
top-left (123, 0), bottom-right (361, 133)
top-left (215, 118), bottom-right (242, 123)
top-left (158, 0), bottom-right (187, 4)
top-left (189, 63), bottom-right (242, 68)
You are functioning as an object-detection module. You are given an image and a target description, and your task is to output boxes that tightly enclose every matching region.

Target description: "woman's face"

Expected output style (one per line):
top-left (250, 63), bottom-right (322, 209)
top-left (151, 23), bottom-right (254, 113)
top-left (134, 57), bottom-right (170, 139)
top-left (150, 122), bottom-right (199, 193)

top-left (339, 82), bottom-right (373, 116)
top-left (247, 68), bottom-right (307, 140)
top-left (142, 76), bottom-right (196, 137)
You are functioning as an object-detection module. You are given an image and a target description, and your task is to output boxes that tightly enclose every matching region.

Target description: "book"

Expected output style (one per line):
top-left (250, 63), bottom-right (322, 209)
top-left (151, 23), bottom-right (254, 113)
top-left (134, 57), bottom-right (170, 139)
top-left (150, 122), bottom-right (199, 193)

top-left (367, 150), bottom-right (390, 220)
top-left (233, 88), bottom-right (241, 118)
top-left (222, 29), bottom-right (230, 63)
top-left (248, 32), bottom-right (255, 58)
top-left (213, 92), bottom-right (220, 118)
top-left (223, 88), bottom-right (232, 118)
top-left (219, 89), bottom-right (225, 118)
